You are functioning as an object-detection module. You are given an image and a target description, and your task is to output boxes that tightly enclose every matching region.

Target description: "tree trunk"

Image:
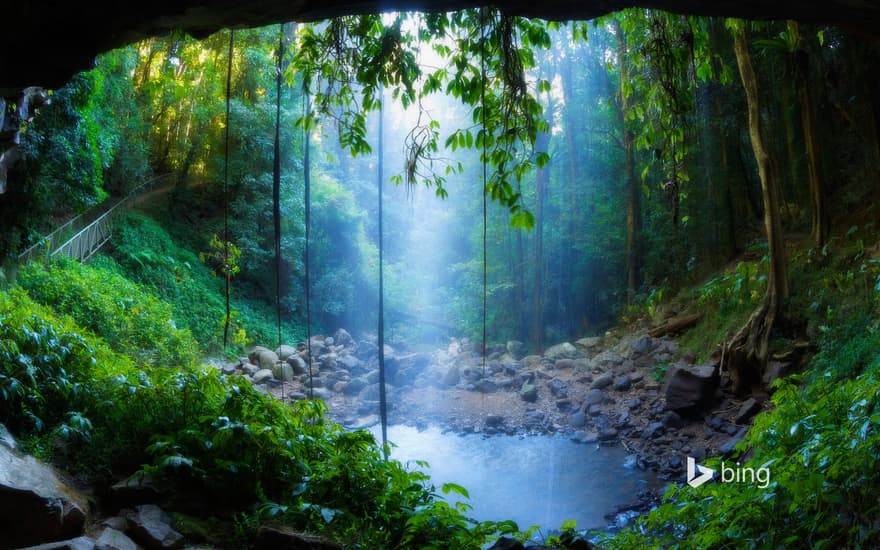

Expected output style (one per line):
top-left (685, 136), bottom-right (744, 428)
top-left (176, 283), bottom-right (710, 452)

top-left (615, 20), bottom-right (641, 306)
top-left (725, 22), bottom-right (788, 394)
top-left (788, 21), bottom-right (828, 246)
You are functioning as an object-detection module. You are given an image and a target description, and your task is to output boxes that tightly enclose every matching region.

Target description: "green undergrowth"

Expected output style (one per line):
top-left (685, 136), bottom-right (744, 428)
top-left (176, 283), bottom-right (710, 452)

top-left (101, 212), bottom-right (301, 355)
top-left (0, 285), bottom-right (537, 548)
top-left (606, 231), bottom-right (880, 548)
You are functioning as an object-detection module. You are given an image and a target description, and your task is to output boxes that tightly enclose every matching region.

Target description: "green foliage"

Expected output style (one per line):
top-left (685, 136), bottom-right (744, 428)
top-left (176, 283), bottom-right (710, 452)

top-left (103, 212), bottom-right (298, 352)
top-left (0, 285), bottom-right (536, 547)
top-left (19, 256), bottom-right (198, 367)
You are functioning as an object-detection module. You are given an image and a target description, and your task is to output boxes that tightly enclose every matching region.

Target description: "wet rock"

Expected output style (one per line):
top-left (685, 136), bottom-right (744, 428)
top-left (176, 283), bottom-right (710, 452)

top-left (506, 340), bottom-right (525, 360)
top-left (126, 505), bottom-right (184, 549)
top-left (441, 365), bottom-right (460, 386)
top-left (584, 388), bottom-right (605, 406)
top-left (0, 429), bottom-right (88, 547)
top-left (735, 398), bottom-right (762, 424)
top-left (591, 373), bottom-right (613, 389)
top-left (544, 342), bottom-right (578, 361)
top-left (598, 428), bottom-right (619, 441)
top-left (333, 328), bottom-right (353, 347)
top-left (663, 362), bottom-right (719, 413)
top-left (569, 411), bottom-right (587, 428)
top-left (96, 528), bottom-right (137, 550)
top-left (572, 431), bottom-right (599, 444)
top-left (255, 525), bottom-right (342, 550)
top-left (547, 377), bottom-right (568, 397)
top-left (613, 375), bottom-right (632, 391)
top-left (520, 382), bottom-right (538, 402)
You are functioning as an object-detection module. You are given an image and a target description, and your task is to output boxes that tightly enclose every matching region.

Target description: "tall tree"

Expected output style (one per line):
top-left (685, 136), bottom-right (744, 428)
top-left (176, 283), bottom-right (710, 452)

top-left (724, 20), bottom-right (788, 394)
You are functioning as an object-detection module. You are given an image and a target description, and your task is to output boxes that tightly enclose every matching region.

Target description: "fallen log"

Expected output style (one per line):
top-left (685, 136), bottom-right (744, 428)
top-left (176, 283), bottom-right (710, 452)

top-left (649, 312), bottom-right (701, 338)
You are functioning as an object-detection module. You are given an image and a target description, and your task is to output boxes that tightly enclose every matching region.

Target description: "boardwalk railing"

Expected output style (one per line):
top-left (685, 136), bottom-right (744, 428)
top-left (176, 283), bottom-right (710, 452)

top-left (18, 174), bottom-right (173, 265)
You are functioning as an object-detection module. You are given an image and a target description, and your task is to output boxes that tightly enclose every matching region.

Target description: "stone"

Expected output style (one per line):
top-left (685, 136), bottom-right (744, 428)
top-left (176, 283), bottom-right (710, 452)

top-left (735, 398), bottom-right (762, 424)
top-left (336, 354), bottom-right (361, 372)
top-left (287, 355), bottom-right (308, 375)
top-left (252, 369), bottom-right (273, 384)
top-left (572, 431), bottom-right (599, 444)
top-left (598, 428), bottom-right (619, 441)
top-left (663, 362), bottom-right (719, 412)
top-left (474, 379), bottom-right (497, 393)
top-left (255, 525), bottom-right (343, 549)
top-left (355, 340), bottom-right (378, 360)
top-left (526, 410), bottom-right (546, 424)
top-left (587, 404), bottom-right (602, 416)
top-left (96, 528), bottom-right (138, 550)
top-left (258, 350), bottom-right (280, 371)
top-left (632, 335), bottom-right (655, 356)
top-left (647, 422), bottom-right (665, 438)
top-left (556, 398), bottom-right (573, 411)
top-left (0, 423), bottom-right (16, 450)
top-left (247, 345), bottom-right (270, 364)
top-left (719, 427), bottom-right (748, 455)
top-left (506, 340), bottom-right (525, 360)
top-left (311, 387), bottom-right (333, 401)
top-left (441, 365), bottom-right (460, 386)
top-left (520, 382), bottom-right (538, 402)
top-left (584, 388), bottom-right (605, 406)
top-left (544, 342), bottom-right (578, 361)
top-left (485, 414), bottom-right (504, 428)
top-left (763, 361), bottom-right (794, 387)
top-left (547, 377), bottom-right (568, 397)
top-left (0, 430), bottom-right (87, 548)
top-left (344, 377), bottom-right (368, 395)
top-left (574, 336), bottom-right (602, 352)
top-left (569, 411), bottom-right (587, 428)
top-left (220, 363), bottom-right (237, 375)
top-left (272, 362), bottom-right (295, 381)
top-left (242, 363), bottom-right (259, 376)
top-left (613, 375), bottom-right (632, 391)
top-left (626, 398), bottom-right (642, 410)
top-left (661, 411), bottom-right (684, 429)
top-left (591, 373), bottom-right (613, 389)
top-left (333, 328), bottom-right (353, 347)
top-left (17, 537), bottom-right (95, 550)
top-left (126, 505), bottom-right (184, 549)
top-left (107, 473), bottom-right (163, 509)
top-left (275, 345), bottom-right (296, 360)
top-left (522, 355), bottom-right (543, 369)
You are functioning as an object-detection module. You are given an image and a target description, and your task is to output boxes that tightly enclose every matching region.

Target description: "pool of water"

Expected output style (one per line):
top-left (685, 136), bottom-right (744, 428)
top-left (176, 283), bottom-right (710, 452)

top-left (370, 424), bottom-right (658, 531)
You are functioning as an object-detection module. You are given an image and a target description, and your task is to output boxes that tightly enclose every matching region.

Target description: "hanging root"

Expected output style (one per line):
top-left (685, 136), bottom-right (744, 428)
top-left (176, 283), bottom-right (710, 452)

top-left (722, 297), bottom-right (776, 395)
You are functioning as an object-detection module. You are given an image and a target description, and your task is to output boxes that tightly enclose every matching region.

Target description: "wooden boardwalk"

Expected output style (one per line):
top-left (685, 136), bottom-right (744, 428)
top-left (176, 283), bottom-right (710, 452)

top-left (18, 174), bottom-right (172, 264)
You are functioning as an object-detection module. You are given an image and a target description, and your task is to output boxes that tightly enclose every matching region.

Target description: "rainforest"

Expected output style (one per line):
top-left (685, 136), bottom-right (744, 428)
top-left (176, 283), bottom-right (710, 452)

top-left (0, 3), bottom-right (879, 549)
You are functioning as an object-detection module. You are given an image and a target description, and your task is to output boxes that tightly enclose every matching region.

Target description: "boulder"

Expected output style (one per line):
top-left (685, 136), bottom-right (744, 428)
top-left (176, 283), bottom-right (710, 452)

top-left (255, 525), bottom-right (342, 550)
top-left (96, 528), bottom-right (138, 550)
top-left (247, 346), bottom-right (270, 364)
top-left (547, 377), bottom-right (568, 398)
top-left (506, 340), bottom-right (525, 360)
top-left (286, 355), bottom-right (308, 375)
top-left (522, 355), bottom-right (543, 369)
top-left (719, 426), bottom-right (748, 455)
top-left (734, 398), bottom-right (761, 424)
top-left (311, 387), bottom-right (333, 401)
top-left (613, 375), bottom-right (632, 391)
top-left (275, 345), bottom-right (296, 360)
top-left (544, 342), bottom-right (578, 361)
top-left (663, 362), bottom-right (719, 413)
top-left (272, 362), bottom-right (295, 381)
top-left (220, 363), bottom-right (237, 375)
top-left (252, 369), bottom-right (273, 384)
top-left (242, 363), bottom-right (259, 376)
top-left (569, 411), bottom-right (587, 428)
top-left (125, 505), bottom-right (184, 550)
top-left (554, 358), bottom-right (576, 370)
top-left (336, 354), bottom-right (361, 372)
top-left (258, 350), bottom-right (280, 371)
top-left (520, 382), bottom-right (538, 402)
top-left (344, 377), bottom-right (368, 396)
top-left (574, 336), bottom-right (602, 352)
top-left (333, 328), bottom-right (353, 347)
top-left (762, 361), bottom-right (794, 387)
top-left (356, 340), bottom-right (378, 360)
top-left (590, 373), bottom-right (613, 390)
top-left (441, 365), bottom-right (460, 386)
top-left (584, 388), bottom-right (605, 406)
top-left (0, 430), bottom-right (88, 547)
